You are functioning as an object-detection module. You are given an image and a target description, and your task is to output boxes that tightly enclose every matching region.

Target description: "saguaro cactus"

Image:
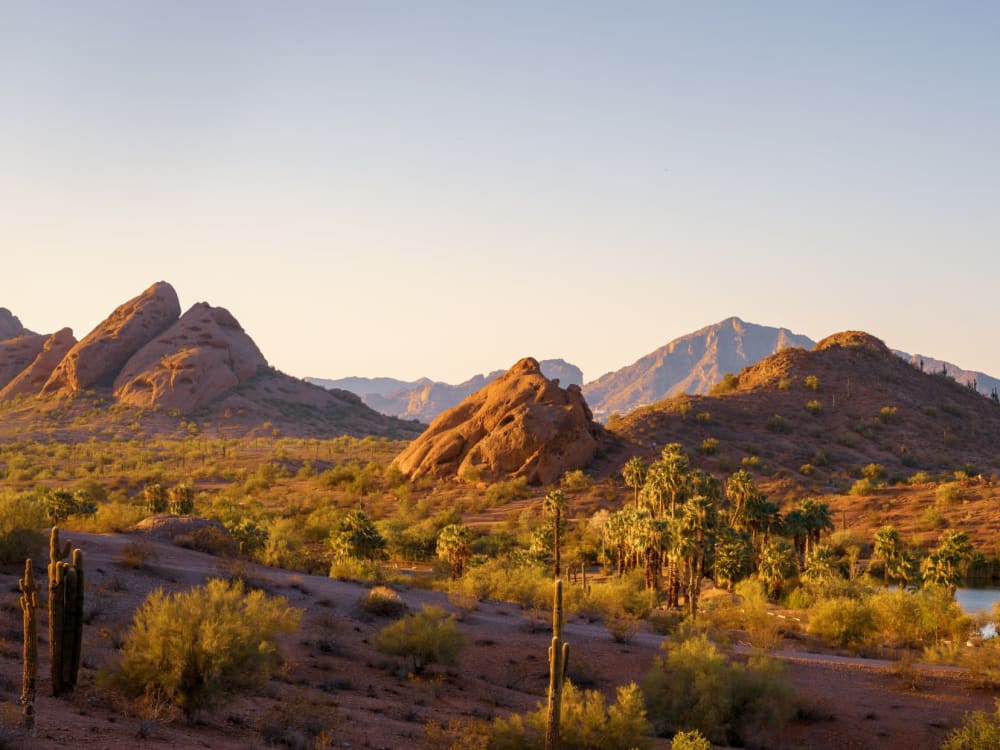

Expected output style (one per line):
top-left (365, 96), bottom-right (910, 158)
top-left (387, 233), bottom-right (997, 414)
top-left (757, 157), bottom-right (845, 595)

top-left (544, 579), bottom-right (570, 750)
top-left (48, 528), bottom-right (83, 696)
top-left (19, 559), bottom-right (39, 731)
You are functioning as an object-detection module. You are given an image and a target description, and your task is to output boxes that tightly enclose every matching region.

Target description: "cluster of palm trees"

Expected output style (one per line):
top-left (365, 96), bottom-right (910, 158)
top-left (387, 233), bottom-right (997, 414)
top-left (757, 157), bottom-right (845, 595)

top-left (607, 445), bottom-right (840, 613)
top-left (873, 525), bottom-right (979, 593)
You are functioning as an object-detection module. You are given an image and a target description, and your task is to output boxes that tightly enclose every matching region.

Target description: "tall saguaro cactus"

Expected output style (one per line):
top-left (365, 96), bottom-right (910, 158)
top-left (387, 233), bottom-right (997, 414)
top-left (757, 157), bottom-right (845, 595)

top-left (544, 579), bottom-right (570, 750)
top-left (48, 528), bottom-right (83, 696)
top-left (19, 559), bottom-right (39, 731)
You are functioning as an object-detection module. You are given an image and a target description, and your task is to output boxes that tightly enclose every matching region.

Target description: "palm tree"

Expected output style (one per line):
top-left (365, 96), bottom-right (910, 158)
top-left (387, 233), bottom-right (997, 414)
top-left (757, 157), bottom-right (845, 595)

top-left (872, 525), bottom-right (902, 585)
top-left (921, 531), bottom-right (976, 595)
top-left (329, 510), bottom-right (387, 562)
top-left (725, 469), bottom-right (758, 532)
top-left (797, 497), bottom-right (834, 560)
top-left (757, 539), bottom-right (797, 600)
top-left (679, 493), bottom-right (718, 618)
top-left (622, 457), bottom-right (648, 507)
top-left (543, 489), bottom-right (568, 577)
top-left (436, 524), bottom-right (474, 580)
top-left (714, 526), bottom-right (753, 591)
top-left (801, 544), bottom-right (842, 585)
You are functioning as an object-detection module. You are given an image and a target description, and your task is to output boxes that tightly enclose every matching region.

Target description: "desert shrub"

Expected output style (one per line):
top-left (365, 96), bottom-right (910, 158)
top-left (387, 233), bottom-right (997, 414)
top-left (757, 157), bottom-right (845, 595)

top-left (176, 525), bottom-right (239, 557)
top-left (71, 500), bottom-right (146, 533)
top-left (806, 597), bottom-right (875, 648)
top-left (941, 701), bottom-right (1000, 750)
top-left (560, 469), bottom-right (593, 490)
top-left (490, 680), bottom-right (653, 750)
top-left (700, 438), bottom-right (719, 456)
top-left (670, 730), bottom-right (711, 750)
top-left (804, 399), bottom-right (822, 416)
top-left (695, 411), bottom-right (712, 424)
top-left (358, 585), bottom-right (408, 618)
top-left (372, 605), bottom-right (463, 675)
top-left (935, 481), bottom-right (965, 506)
top-left (0, 490), bottom-right (46, 563)
top-left (709, 373), bottom-right (739, 395)
top-left (114, 579), bottom-right (301, 718)
top-left (861, 463), bottom-right (886, 481)
top-left (804, 374), bottom-right (820, 391)
top-left (878, 405), bottom-right (898, 423)
top-left (849, 478), bottom-right (878, 496)
top-left (117, 539), bottom-right (158, 569)
top-left (485, 477), bottom-right (530, 505)
top-left (643, 634), bottom-right (793, 745)
top-left (260, 517), bottom-right (308, 570)
top-left (919, 506), bottom-right (948, 530)
top-left (766, 414), bottom-right (790, 434)
top-left (798, 463), bottom-right (815, 476)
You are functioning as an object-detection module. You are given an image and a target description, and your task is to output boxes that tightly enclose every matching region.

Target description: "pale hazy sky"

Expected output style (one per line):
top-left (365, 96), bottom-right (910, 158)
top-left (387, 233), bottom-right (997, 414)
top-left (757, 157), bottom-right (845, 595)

top-left (3, 2), bottom-right (998, 384)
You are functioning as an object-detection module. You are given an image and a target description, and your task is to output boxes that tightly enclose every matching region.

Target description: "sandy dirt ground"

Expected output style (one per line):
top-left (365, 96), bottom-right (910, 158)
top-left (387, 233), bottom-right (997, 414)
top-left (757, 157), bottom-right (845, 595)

top-left (0, 530), bottom-right (996, 749)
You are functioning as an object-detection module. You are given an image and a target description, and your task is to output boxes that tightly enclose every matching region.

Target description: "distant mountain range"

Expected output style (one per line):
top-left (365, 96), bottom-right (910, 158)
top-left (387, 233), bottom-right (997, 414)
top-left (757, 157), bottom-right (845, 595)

top-left (314, 316), bottom-right (1000, 423)
top-left (307, 359), bottom-right (583, 423)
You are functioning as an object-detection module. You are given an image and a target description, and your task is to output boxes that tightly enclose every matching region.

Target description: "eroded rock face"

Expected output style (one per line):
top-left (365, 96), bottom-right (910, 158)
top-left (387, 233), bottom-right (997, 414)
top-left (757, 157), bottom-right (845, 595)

top-left (0, 308), bottom-right (30, 341)
top-left (0, 333), bottom-right (48, 390)
top-left (394, 357), bottom-right (602, 485)
top-left (0, 328), bottom-right (77, 400)
top-left (113, 302), bottom-right (267, 412)
top-left (41, 282), bottom-right (181, 395)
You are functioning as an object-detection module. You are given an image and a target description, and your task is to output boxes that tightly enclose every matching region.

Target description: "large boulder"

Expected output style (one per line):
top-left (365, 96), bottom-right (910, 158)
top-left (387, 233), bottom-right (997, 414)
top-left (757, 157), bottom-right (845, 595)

top-left (41, 281), bottom-right (181, 395)
top-left (394, 357), bottom-right (602, 485)
top-left (113, 302), bottom-right (267, 412)
top-left (0, 328), bottom-right (77, 400)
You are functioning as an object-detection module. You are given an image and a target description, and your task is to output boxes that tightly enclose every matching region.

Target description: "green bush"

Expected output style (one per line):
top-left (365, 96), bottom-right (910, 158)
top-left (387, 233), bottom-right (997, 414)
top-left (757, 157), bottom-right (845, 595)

top-left (114, 579), bottom-right (301, 718)
top-left (935, 481), bottom-right (965, 505)
top-left (806, 597), bottom-right (875, 648)
top-left (941, 701), bottom-right (1000, 750)
top-left (490, 681), bottom-right (653, 750)
top-left (700, 438), bottom-right (719, 456)
top-left (358, 585), bottom-right (409, 618)
top-left (804, 375), bottom-right (820, 391)
top-left (0, 490), bottom-right (47, 563)
top-left (560, 469), bottom-right (593, 490)
top-left (709, 373), bottom-right (739, 395)
top-left (643, 634), bottom-right (793, 745)
top-left (804, 399), bottom-right (822, 416)
top-left (671, 730), bottom-right (711, 750)
top-left (372, 605), bottom-right (463, 674)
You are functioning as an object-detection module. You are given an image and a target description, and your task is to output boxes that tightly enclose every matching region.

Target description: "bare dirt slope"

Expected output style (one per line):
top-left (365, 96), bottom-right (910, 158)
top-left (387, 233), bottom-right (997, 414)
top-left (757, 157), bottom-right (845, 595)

top-left (0, 531), bottom-right (995, 749)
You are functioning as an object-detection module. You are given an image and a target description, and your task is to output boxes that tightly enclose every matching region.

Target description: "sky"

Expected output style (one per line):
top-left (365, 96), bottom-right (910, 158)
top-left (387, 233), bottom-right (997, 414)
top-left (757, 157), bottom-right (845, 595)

top-left (2, 1), bottom-right (998, 384)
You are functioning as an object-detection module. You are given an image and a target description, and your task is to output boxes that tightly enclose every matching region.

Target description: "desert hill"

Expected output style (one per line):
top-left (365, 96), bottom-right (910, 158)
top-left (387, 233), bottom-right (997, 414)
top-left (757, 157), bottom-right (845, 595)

top-left (394, 357), bottom-right (606, 485)
top-left (605, 330), bottom-right (1000, 494)
top-left (0, 282), bottom-right (422, 440)
top-left (310, 359), bottom-right (584, 423)
top-left (583, 317), bottom-right (814, 419)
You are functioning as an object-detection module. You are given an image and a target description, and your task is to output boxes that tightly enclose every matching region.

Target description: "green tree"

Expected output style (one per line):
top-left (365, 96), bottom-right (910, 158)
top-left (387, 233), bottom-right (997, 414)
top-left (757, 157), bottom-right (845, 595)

top-left (623, 457), bottom-right (648, 507)
top-left (920, 530), bottom-right (976, 593)
top-left (372, 605), bottom-right (463, 675)
top-left (142, 483), bottom-right (168, 514)
top-left (329, 509), bottom-right (387, 562)
top-left (168, 484), bottom-right (195, 515)
top-left (116, 579), bottom-right (300, 719)
top-left (757, 540), bottom-right (797, 599)
top-left (437, 524), bottom-right (474, 580)
top-left (872, 525), bottom-right (902, 586)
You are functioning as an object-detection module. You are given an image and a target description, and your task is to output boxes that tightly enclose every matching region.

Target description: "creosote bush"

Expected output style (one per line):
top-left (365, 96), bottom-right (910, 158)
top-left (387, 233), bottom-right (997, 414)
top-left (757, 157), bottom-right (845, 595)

top-left (643, 633), bottom-right (794, 746)
top-left (113, 578), bottom-right (301, 719)
top-left (372, 604), bottom-right (463, 675)
top-left (490, 680), bottom-right (653, 750)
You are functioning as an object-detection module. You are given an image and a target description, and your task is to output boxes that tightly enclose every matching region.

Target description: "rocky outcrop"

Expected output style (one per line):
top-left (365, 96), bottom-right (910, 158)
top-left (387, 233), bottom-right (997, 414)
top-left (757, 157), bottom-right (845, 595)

top-left (0, 333), bottom-right (48, 390)
top-left (394, 357), bottom-right (602, 485)
top-left (114, 303), bottom-right (268, 412)
top-left (41, 281), bottom-right (181, 395)
top-left (0, 308), bottom-right (30, 341)
top-left (0, 328), bottom-right (77, 400)
top-left (313, 358), bottom-right (585, 423)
